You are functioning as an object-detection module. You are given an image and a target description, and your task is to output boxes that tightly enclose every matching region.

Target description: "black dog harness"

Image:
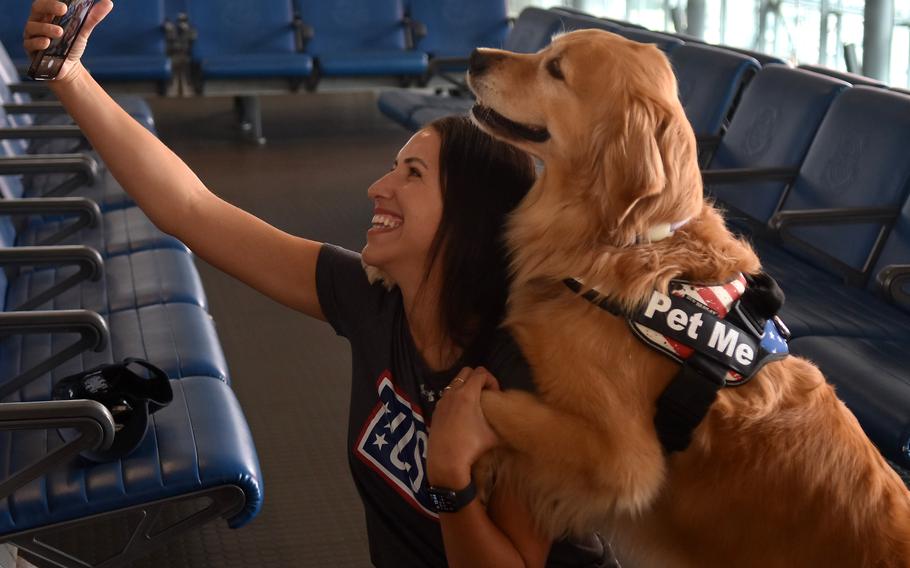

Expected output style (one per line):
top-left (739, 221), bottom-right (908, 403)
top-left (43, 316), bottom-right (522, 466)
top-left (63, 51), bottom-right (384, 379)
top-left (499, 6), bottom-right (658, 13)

top-left (564, 272), bottom-right (790, 453)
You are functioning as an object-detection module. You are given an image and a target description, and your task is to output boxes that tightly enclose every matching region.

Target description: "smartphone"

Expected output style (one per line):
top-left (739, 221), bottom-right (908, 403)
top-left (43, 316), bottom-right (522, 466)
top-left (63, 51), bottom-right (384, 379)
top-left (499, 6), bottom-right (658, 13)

top-left (27, 0), bottom-right (98, 80)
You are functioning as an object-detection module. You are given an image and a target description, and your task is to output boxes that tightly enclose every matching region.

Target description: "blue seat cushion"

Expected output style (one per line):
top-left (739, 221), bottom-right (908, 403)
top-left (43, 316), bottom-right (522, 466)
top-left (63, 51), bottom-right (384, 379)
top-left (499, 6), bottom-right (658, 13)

top-left (317, 50), bottom-right (428, 77)
top-left (0, 376), bottom-right (262, 534)
top-left (16, 206), bottom-right (188, 257)
top-left (82, 55), bottom-right (173, 82)
top-left (25, 169), bottom-right (135, 212)
top-left (377, 90), bottom-right (471, 130)
top-left (199, 53), bottom-right (314, 79)
top-left (0, 302), bottom-right (229, 390)
top-left (790, 336), bottom-right (910, 469)
top-left (753, 239), bottom-right (910, 339)
top-left (6, 249), bottom-right (207, 313)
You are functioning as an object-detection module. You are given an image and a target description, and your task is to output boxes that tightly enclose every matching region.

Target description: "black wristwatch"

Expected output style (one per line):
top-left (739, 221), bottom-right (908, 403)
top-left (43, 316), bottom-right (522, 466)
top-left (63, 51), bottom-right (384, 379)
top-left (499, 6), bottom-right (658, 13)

top-left (427, 479), bottom-right (476, 513)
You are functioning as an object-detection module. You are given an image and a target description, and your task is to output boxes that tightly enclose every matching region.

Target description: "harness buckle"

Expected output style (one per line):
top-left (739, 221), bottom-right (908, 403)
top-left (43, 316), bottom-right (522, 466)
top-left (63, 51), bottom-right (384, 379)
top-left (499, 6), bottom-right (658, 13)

top-left (773, 315), bottom-right (791, 340)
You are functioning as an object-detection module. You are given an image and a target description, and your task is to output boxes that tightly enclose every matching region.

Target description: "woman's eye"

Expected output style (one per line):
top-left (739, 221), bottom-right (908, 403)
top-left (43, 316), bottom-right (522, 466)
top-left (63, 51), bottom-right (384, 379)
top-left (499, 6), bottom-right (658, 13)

top-left (408, 167), bottom-right (422, 178)
top-left (547, 58), bottom-right (564, 81)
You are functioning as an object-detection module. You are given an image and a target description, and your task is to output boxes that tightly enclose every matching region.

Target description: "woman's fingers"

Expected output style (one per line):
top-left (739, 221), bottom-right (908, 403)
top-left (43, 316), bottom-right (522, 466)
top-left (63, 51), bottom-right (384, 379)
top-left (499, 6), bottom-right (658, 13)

top-left (28, 0), bottom-right (68, 22)
top-left (24, 21), bottom-right (62, 40)
top-left (24, 36), bottom-right (52, 52)
top-left (79, 0), bottom-right (114, 39)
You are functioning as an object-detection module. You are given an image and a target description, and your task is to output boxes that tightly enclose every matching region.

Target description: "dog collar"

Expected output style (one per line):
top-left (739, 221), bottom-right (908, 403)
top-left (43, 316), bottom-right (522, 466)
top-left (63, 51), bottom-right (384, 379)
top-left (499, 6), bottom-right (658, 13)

top-left (564, 272), bottom-right (791, 453)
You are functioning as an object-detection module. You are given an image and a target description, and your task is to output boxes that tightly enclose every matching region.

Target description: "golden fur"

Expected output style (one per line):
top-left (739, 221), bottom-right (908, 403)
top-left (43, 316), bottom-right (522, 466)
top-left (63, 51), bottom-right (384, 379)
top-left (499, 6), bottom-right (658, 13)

top-left (468, 29), bottom-right (910, 567)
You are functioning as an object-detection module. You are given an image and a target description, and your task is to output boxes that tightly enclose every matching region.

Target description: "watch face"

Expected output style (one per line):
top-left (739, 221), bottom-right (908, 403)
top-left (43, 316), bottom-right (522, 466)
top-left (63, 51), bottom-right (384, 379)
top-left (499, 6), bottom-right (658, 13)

top-left (428, 488), bottom-right (458, 513)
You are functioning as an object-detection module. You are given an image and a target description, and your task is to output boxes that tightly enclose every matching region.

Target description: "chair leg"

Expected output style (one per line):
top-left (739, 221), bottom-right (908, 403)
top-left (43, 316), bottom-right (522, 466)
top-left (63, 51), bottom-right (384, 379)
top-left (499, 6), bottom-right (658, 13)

top-left (8, 485), bottom-right (246, 568)
top-left (234, 95), bottom-right (266, 146)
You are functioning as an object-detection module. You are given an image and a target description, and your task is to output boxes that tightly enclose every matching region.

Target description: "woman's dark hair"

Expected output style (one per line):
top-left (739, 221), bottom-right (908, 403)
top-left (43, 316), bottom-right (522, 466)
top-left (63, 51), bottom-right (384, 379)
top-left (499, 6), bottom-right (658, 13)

top-left (423, 116), bottom-right (536, 355)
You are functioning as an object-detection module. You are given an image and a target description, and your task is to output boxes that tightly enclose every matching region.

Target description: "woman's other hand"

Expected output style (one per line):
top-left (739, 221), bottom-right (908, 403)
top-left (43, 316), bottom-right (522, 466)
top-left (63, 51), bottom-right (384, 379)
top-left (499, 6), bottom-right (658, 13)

top-left (427, 366), bottom-right (501, 489)
top-left (24, 0), bottom-right (113, 84)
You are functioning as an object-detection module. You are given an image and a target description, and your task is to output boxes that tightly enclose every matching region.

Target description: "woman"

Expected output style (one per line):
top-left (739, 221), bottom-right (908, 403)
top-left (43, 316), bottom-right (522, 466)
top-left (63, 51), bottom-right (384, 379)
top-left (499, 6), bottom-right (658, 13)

top-left (23, 2), bottom-right (615, 566)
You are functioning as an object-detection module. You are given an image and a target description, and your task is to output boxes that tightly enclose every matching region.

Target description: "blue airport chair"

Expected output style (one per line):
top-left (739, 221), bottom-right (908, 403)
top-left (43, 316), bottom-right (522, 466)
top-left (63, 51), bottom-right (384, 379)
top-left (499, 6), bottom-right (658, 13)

top-left (610, 27), bottom-right (683, 52)
top-left (80, 0), bottom-right (174, 89)
top-left (0, 3), bottom-right (32, 69)
top-left (669, 44), bottom-right (760, 137)
top-left (705, 65), bottom-right (849, 225)
top-left (723, 46), bottom-right (787, 66)
top-left (768, 87), bottom-right (910, 286)
top-left (409, 0), bottom-right (510, 59)
top-left (295, 0), bottom-right (427, 79)
top-left (186, 0), bottom-right (313, 93)
top-left (549, 7), bottom-right (649, 30)
top-left (0, 40), bottom-right (156, 143)
top-left (797, 64), bottom-right (887, 88)
top-left (376, 7), bottom-right (599, 131)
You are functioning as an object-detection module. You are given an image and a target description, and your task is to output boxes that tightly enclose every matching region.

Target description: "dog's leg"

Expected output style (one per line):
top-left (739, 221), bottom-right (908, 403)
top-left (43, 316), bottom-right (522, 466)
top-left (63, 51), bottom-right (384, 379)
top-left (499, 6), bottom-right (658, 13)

top-left (481, 389), bottom-right (665, 535)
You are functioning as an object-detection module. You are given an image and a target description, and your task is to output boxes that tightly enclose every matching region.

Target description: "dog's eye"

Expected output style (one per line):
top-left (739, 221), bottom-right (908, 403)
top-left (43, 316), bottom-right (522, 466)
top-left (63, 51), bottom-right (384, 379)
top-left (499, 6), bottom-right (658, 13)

top-left (547, 58), bottom-right (565, 81)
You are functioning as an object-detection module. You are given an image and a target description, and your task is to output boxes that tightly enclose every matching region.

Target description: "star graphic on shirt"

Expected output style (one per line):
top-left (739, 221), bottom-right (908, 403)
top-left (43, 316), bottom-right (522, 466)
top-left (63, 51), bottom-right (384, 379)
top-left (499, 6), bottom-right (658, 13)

top-left (380, 402), bottom-right (390, 415)
top-left (372, 434), bottom-right (388, 450)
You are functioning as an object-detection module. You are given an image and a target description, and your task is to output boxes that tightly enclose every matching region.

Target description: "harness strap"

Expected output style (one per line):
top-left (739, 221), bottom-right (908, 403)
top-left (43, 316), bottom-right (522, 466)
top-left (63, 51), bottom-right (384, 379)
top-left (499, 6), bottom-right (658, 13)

top-left (654, 354), bottom-right (726, 453)
top-left (563, 273), bottom-right (789, 455)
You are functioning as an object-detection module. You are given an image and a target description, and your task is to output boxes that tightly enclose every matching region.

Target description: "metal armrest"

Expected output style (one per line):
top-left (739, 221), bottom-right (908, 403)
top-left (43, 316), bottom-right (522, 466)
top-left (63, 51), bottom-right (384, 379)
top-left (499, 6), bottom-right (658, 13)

top-left (876, 264), bottom-right (910, 306)
top-left (769, 206), bottom-right (900, 287)
top-left (0, 125), bottom-right (85, 141)
top-left (0, 399), bottom-right (115, 500)
top-left (293, 16), bottom-right (314, 52)
top-left (0, 153), bottom-right (98, 181)
top-left (3, 101), bottom-right (67, 115)
top-left (768, 206), bottom-right (899, 231)
top-left (701, 167), bottom-right (799, 185)
top-left (696, 134), bottom-right (721, 154)
top-left (0, 245), bottom-right (104, 310)
top-left (9, 82), bottom-right (53, 96)
top-left (0, 197), bottom-right (102, 245)
top-left (0, 309), bottom-right (109, 399)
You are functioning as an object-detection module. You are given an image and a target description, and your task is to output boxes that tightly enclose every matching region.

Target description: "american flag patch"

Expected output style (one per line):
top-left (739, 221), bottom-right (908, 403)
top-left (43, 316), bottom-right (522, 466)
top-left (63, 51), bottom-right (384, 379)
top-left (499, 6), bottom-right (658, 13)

top-left (355, 371), bottom-right (438, 519)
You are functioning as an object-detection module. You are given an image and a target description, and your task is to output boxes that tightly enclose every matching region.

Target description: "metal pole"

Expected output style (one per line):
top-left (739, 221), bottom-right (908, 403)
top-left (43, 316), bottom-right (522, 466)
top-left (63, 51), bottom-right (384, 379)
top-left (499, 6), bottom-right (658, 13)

top-left (863, 0), bottom-right (893, 81)
top-left (686, 0), bottom-right (707, 39)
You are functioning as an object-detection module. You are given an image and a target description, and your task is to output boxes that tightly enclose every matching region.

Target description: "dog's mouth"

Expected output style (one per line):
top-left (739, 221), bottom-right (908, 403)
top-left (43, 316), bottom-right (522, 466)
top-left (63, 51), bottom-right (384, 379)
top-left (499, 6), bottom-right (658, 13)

top-left (471, 104), bottom-right (550, 143)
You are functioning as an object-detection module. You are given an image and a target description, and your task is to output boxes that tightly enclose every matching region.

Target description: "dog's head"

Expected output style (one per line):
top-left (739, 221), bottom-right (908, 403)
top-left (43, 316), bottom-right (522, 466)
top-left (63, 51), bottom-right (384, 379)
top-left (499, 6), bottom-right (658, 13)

top-left (468, 29), bottom-right (702, 245)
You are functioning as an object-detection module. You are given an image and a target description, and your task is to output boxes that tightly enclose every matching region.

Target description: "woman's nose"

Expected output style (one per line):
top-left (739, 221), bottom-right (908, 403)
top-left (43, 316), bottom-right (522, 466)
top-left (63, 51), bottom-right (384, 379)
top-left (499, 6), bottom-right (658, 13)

top-left (367, 171), bottom-right (395, 199)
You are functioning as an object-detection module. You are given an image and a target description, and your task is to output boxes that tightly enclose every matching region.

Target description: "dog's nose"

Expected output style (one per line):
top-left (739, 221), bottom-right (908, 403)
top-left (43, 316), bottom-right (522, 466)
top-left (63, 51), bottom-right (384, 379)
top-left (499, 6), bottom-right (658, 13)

top-left (469, 49), bottom-right (504, 77)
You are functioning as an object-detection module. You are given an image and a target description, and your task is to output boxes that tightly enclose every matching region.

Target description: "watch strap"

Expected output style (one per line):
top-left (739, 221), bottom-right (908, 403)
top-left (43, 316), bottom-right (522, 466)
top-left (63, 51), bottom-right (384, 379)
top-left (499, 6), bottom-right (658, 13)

top-left (428, 479), bottom-right (476, 513)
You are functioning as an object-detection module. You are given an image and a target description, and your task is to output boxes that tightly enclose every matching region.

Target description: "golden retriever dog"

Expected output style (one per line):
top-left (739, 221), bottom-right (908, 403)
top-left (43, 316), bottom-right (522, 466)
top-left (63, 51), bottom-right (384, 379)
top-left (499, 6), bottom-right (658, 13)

top-left (467, 29), bottom-right (910, 567)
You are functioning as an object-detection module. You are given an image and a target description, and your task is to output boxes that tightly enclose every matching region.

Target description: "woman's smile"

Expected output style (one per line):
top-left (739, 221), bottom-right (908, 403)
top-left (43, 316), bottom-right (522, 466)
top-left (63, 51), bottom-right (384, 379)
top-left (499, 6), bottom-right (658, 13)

top-left (369, 209), bottom-right (404, 234)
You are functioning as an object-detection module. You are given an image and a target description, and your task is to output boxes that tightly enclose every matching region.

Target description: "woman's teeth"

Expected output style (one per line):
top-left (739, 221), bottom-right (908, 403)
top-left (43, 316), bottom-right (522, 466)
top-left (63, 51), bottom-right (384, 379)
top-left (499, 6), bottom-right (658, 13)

top-left (371, 214), bottom-right (402, 230)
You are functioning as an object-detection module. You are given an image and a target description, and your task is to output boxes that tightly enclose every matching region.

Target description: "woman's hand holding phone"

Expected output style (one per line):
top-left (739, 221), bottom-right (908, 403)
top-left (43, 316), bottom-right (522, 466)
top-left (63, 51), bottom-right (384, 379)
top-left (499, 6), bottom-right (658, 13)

top-left (23, 0), bottom-right (113, 83)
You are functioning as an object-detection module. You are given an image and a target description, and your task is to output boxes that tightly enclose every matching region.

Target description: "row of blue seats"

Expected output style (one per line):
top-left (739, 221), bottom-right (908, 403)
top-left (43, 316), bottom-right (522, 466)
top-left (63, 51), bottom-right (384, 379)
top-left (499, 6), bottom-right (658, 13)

top-left (0, 39), bottom-right (263, 565)
top-left (382, 9), bottom-right (910, 471)
top-left (379, 7), bottom-right (766, 140)
top-left (0, 0), bottom-right (510, 92)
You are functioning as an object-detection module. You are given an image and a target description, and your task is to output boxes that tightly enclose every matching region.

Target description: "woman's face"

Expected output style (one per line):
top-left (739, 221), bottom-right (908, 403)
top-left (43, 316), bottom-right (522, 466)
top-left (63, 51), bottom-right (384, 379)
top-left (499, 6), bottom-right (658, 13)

top-left (362, 129), bottom-right (444, 277)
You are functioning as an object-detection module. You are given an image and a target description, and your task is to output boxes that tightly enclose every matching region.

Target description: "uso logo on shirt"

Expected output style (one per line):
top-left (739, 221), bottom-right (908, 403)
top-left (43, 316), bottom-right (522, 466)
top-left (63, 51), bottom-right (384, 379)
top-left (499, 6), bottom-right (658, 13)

top-left (355, 371), bottom-right (438, 519)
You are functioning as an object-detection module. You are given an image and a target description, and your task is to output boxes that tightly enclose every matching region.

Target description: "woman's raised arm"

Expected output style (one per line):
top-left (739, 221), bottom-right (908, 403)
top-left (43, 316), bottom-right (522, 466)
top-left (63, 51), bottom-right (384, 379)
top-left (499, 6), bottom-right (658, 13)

top-left (25, 0), bottom-right (326, 320)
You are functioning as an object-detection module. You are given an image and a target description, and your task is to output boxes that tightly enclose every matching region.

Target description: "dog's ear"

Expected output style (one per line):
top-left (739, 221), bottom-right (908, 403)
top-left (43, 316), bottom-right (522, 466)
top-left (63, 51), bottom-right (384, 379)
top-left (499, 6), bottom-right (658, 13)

top-left (602, 97), bottom-right (669, 226)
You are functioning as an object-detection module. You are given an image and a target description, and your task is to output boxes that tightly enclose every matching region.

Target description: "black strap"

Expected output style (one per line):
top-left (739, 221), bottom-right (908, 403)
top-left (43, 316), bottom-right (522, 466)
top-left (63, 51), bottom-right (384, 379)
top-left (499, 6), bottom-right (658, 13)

top-left (654, 354), bottom-right (726, 454)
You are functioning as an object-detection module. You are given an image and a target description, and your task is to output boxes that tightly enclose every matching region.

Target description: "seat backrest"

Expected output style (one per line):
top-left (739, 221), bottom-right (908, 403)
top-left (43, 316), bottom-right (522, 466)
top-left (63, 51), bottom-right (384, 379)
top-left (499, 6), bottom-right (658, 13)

top-left (503, 7), bottom-right (565, 53)
top-left (409, 0), bottom-right (509, 58)
top-left (0, 4), bottom-right (33, 68)
top-left (723, 46), bottom-right (786, 66)
top-left (780, 87), bottom-right (910, 274)
top-left (83, 0), bottom-right (167, 58)
top-left (669, 43), bottom-right (760, 136)
top-left (187, 0), bottom-right (297, 58)
top-left (295, 0), bottom-right (408, 54)
top-left (609, 27), bottom-right (684, 52)
top-left (797, 64), bottom-right (887, 89)
top-left (709, 65), bottom-right (849, 223)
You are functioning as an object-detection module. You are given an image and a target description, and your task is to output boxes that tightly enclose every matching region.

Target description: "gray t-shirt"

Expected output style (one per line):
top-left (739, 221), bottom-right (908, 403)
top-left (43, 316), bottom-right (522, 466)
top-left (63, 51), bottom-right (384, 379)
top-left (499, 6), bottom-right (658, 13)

top-left (316, 243), bottom-right (617, 568)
